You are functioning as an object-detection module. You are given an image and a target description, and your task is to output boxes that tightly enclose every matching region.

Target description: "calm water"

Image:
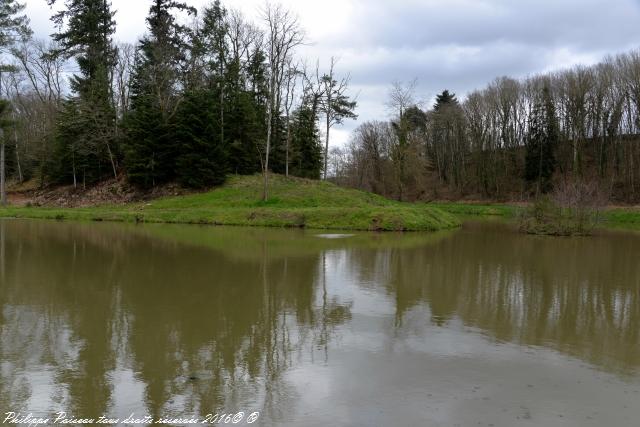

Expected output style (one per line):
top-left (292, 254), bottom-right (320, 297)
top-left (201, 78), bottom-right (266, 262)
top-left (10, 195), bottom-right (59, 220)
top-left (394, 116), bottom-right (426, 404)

top-left (1, 219), bottom-right (639, 427)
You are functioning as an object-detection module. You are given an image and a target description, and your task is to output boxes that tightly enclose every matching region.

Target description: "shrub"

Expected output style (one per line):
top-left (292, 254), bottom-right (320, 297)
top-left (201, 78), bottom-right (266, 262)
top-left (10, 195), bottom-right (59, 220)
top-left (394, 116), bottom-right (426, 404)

top-left (519, 180), bottom-right (605, 236)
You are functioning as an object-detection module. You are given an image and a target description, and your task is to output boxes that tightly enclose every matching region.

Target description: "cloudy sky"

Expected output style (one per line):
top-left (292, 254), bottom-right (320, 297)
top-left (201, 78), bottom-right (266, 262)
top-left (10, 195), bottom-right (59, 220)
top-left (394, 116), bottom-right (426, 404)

top-left (25, 0), bottom-right (640, 145)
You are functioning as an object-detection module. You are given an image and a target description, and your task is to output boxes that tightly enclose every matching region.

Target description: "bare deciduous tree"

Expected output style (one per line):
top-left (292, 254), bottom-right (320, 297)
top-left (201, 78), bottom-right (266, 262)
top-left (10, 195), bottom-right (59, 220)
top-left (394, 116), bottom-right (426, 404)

top-left (261, 2), bottom-right (304, 200)
top-left (386, 78), bottom-right (418, 120)
top-left (282, 58), bottom-right (299, 177)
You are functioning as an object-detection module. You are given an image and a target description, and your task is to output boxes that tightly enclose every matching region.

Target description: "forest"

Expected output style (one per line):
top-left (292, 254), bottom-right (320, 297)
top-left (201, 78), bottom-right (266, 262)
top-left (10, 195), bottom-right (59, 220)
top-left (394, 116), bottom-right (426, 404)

top-left (1, 0), bottom-right (356, 200)
top-left (331, 53), bottom-right (640, 203)
top-left (2, 0), bottom-right (640, 205)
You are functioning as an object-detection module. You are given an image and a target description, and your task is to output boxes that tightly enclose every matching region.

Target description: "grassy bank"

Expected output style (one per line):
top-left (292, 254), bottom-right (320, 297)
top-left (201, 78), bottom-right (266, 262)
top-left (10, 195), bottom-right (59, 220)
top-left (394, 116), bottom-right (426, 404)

top-left (431, 201), bottom-right (640, 231)
top-left (0, 175), bottom-right (459, 232)
top-left (429, 202), bottom-right (517, 218)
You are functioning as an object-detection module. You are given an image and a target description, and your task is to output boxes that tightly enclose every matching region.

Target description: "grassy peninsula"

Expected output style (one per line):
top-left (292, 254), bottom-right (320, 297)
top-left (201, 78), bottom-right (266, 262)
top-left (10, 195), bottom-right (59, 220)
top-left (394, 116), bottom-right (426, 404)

top-left (0, 175), bottom-right (459, 232)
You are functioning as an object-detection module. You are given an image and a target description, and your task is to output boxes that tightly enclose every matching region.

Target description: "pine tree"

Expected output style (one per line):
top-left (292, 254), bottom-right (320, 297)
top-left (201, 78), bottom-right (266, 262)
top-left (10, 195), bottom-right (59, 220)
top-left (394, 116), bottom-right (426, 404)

top-left (290, 99), bottom-right (322, 179)
top-left (176, 0), bottom-right (236, 186)
top-left (124, 0), bottom-right (195, 187)
top-left (226, 80), bottom-right (264, 176)
top-left (434, 90), bottom-right (458, 111)
top-left (50, 99), bottom-right (88, 186)
top-left (0, 0), bottom-right (30, 49)
top-left (201, 0), bottom-right (227, 143)
top-left (174, 89), bottom-right (227, 188)
top-left (48, 0), bottom-right (118, 183)
top-left (226, 46), bottom-right (268, 176)
top-left (525, 86), bottom-right (557, 195)
top-left (431, 90), bottom-right (466, 186)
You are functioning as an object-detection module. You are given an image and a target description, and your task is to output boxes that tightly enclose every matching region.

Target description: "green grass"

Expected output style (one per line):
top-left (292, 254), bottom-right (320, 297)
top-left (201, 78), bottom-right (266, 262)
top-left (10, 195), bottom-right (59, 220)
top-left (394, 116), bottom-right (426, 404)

top-left (431, 201), bottom-right (640, 231)
top-left (429, 202), bottom-right (517, 218)
top-left (602, 208), bottom-right (640, 230)
top-left (5, 175), bottom-right (639, 232)
top-left (0, 175), bottom-right (460, 232)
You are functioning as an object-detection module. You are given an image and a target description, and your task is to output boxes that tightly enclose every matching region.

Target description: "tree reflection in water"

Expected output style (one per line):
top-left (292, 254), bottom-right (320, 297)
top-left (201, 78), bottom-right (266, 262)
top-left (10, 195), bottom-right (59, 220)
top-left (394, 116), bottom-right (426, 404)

top-left (0, 220), bottom-right (638, 422)
top-left (0, 220), bottom-right (352, 421)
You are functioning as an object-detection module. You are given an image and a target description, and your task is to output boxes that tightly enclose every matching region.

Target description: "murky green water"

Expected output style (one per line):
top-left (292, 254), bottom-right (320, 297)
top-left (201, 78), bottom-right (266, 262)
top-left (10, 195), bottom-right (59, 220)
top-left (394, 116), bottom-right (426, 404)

top-left (1, 219), bottom-right (639, 426)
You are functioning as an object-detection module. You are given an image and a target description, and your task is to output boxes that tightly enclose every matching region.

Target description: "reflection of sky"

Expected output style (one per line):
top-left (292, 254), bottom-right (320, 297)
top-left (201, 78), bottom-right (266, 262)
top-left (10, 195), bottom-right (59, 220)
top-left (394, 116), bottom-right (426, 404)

top-left (295, 247), bottom-right (640, 427)
top-left (284, 336), bottom-right (639, 427)
top-left (109, 368), bottom-right (147, 419)
top-left (288, 258), bottom-right (639, 427)
top-left (0, 306), bottom-right (77, 416)
top-left (2, 222), bottom-right (640, 426)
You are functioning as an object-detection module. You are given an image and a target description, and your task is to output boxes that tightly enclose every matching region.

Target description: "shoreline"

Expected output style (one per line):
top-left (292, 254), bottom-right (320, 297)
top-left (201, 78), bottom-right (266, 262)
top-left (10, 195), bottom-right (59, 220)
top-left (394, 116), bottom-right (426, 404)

top-left (0, 175), bottom-right (459, 232)
top-left (4, 176), bottom-right (639, 232)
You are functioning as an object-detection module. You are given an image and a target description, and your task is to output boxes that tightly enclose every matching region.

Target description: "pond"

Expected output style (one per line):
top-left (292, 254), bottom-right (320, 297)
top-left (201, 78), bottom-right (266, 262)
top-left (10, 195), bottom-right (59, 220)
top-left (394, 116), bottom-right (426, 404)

top-left (0, 219), bottom-right (639, 426)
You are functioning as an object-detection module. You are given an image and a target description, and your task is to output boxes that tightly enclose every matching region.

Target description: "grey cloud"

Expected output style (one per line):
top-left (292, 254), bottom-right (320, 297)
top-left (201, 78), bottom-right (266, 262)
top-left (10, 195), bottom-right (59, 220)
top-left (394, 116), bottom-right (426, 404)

top-left (318, 0), bottom-right (640, 137)
top-left (22, 0), bottom-right (640, 145)
top-left (337, 42), bottom-right (543, 87)
top-left (327, 0), bottom-right (640, 51)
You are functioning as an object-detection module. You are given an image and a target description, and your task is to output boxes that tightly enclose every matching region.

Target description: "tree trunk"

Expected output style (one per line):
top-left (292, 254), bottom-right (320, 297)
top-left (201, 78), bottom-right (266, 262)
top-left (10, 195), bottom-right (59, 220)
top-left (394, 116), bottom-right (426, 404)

top-left (285, 123), bottom-right (290, 177)
top-left (107, 142), bottom-right (117, 179)
top-left (0, 73), bottom-right (4, 206)
top-left (324, 114), bottom-right (330, 180)
top-left (220, 77), bottom-right (224, 152)
top-left (0, 138), bottom-right (5, 207)
top-left (72, 151), bottom-right (77, 189)
top-left (263, 106), bottom-right (272, 201)
top-left (15, 142), bottom-right (22, 184)
top-left (537, 136), bottom-right (543, 198)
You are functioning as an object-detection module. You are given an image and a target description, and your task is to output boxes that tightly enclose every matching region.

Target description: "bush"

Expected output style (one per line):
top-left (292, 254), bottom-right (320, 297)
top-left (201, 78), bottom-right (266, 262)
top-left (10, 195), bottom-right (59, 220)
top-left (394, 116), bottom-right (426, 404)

top-left (519, 181), bottom-right (605, 236)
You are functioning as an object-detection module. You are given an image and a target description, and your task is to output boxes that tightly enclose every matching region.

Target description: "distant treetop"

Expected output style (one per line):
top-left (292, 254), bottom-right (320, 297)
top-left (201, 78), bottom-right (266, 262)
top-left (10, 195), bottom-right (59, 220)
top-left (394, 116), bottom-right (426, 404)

top-left (434, 90), bottom-right (459, 111)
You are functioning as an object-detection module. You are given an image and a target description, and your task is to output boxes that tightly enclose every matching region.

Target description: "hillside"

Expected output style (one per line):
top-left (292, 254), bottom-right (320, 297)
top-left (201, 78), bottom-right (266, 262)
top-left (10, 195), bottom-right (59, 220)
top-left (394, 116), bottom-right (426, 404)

top-left (0, 175), bottom-right (459, 232)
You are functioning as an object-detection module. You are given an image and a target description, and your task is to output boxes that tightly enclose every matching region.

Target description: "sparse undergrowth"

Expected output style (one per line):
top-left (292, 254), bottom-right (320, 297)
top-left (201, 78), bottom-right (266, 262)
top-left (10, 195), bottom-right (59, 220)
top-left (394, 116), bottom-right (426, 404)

top-left (432, 199), bottom-right (640, 232)
top-left (518, 197), bottom-right (601, 236)
top-left (0, 175), bottom-right (460, 232)
top-left (518, 182), bottom-right (606, 236)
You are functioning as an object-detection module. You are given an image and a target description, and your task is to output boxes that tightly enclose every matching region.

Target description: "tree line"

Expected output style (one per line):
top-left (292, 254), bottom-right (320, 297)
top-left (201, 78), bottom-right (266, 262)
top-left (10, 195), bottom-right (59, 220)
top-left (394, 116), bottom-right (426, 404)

top-left (0, 0), bottom-right (356, 201)
top-left (331, 52), bottom-right (640, 203)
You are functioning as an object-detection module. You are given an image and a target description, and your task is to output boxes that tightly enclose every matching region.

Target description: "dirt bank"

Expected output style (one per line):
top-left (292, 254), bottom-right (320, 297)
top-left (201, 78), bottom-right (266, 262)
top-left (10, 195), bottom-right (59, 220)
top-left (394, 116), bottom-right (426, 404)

top-left (7, 177), bottom-right (194, 208)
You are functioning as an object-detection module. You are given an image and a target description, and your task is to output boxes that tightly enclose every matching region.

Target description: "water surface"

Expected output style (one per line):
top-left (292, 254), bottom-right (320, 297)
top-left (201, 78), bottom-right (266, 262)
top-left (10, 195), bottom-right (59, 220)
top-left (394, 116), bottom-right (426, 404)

top-left (1, 219), bottom-right (639, 426)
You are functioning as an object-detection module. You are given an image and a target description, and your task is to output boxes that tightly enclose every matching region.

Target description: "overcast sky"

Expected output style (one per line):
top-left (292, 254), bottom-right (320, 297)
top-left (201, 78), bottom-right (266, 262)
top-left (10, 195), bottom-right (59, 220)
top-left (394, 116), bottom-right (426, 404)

top-left (24, 0), bottom-right (640, 146)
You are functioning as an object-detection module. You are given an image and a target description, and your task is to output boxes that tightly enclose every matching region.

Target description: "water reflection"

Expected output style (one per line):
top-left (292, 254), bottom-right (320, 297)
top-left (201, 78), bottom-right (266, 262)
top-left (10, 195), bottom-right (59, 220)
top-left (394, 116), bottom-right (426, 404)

top-left (0, 220), bottom-right (357, 422)
top-left (0, 219), bottom-right (639, 425)
top-left (384, 223), bottom-right (640, 373)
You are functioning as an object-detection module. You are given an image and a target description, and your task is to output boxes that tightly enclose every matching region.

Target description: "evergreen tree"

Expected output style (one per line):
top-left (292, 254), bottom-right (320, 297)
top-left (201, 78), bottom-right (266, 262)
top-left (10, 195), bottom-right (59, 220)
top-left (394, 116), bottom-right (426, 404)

top-left (226, 80), bottom-right (264, 176)
top-left (48, 0), bottom-right (118, 183)
top-left (122, 89), bottom-right (172, 187)
top-left (201, 0), bottom-right (227, 144)
top-left (431, 90), bottom-right (466, 186)
top-left (124, 0), bottom-right (195, 187)
top-left (433, 89), bottom-right (458, 111)
top-left (267, 112), bottom-right (288, 175)
top-left (290, 100), bottom-right (322, 179)
top-left (178, 0), bottom-right (236, 185)
top-left (525, 86), bottom-right (557, 194)
top-left (226, 46), bottom-right (268, 175)
top-left (174, 89), bottom-right (227, 188)
top-left (0, 0), bottom-right (30, 49)
top-left (403, 106), bottom-right (427, 132)
top-left (50, 99), bottom-right (87, 186)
